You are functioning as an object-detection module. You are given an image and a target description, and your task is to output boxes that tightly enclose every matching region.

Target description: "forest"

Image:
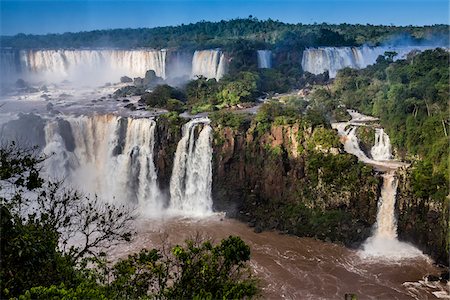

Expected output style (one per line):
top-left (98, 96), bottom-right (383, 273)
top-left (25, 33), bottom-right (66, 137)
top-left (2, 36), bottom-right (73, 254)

top-left (1, 18), bottom-right (448, 50)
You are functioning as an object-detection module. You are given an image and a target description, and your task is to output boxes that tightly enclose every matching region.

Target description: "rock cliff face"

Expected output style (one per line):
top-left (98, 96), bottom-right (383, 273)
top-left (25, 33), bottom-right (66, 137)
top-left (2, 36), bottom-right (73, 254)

top-left (211, 123), bottom-right (380, 247)
top-left (154, 116), bottom-right (184, 201)
top-left (396, 169), bottom-right (449, 266)
top-left (152, 118), bottom-right (446, 264)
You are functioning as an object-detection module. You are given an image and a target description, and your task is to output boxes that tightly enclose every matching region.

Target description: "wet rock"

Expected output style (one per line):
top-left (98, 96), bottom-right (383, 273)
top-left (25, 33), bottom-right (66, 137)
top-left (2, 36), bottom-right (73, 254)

top-left (41, 94), bottom-right (51, 101)
top-left (426, 274), bottom-right (440, 282)
top-left (124, 103), bottom-right (136, 111)
top-left (120, 76), bottom-right (133, 83)
top-left (46, 103), bottom-right (54, 111)
top-left (15, 79), bottom-right (27, 88)
top-left (254, 226), bottom-right (263, 233)
top-left (122, 99), bottom-right (130, 103)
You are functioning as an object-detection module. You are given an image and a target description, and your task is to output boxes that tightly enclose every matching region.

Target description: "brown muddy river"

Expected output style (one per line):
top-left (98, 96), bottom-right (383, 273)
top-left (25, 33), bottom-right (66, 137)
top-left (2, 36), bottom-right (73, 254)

top-left (109, 215), bottom-right (448, 300)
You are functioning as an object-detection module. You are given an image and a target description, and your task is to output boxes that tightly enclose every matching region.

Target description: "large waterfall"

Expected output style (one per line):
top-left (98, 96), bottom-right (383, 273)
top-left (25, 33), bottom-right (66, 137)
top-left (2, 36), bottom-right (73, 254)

top-left (170, 118), bottom-right (213, 216)
top-left (191, 50), bottom-right (227, 80)
top-left (13, 114), bottom-right (215, 217)
top-left (302, 45), bottom-right (437, 78)
top-left (43, 115), bottom-right (164, 215)
top-left (257, 50), bottom-right (272, 68)
top-left (1, 49), bottom-right (167, 83)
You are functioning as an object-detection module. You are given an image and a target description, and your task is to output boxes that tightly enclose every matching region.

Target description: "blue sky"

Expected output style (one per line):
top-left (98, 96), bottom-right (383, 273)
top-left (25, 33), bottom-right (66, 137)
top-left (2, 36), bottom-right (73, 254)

top-left (1, 0), bottom-right (448, 36)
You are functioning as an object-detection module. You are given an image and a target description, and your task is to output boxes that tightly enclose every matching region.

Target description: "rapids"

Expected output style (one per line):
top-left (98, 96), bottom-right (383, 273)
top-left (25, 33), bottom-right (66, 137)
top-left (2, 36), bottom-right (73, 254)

top-left (109, 216), bottom-right (447, 300)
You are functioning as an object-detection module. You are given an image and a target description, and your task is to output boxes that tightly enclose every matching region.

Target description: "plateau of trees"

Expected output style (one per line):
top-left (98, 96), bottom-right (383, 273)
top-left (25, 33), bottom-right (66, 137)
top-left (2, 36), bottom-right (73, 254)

top-left (1, 18), bottom-right (448, 50)
top-left (0, 142), bottom-right (258, 299)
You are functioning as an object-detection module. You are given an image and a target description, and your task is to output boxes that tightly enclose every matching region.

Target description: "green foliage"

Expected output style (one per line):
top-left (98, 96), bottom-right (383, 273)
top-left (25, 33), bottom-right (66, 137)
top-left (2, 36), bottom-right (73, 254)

top-left (307, 126), bottom-right (341, 151)
top-left (186, 72), bottom-right (260, 113)
top-left (0, 206), bottom-right (78, 298)
top-left (254, 100), bottom-right (306, 135)
top-left (3, 19), bottom-right (447, 49)
top-left (217, 72), bottom-right (260, 106)
top-left (329, 49), bottom-right (449, 202)
top-left (209, 111), bottom-right (250, 131)
top-left (141, 84), bottom-right (186, 109)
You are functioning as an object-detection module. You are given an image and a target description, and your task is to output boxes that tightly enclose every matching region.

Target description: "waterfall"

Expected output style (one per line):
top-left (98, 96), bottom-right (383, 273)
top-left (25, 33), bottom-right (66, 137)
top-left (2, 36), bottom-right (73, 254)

top-left (43, 115), bottom-right (163, 215)
top-left (371, 128), bottom-right (392, 161)
top-left (302, 45), bottom-right (437, 78)
top-left (257, 50), bottom-right (272, 68)
top-left (3, 49), bottom-right (167, 84)
top-left (191, 50), bottom-right (227, 80)
top-left (333, 110), bottom-right (424, 259)
top-left (334, 124), bottom-right (373, 164)
top-left (165, 51), bottom-right (193, 79)
top-left (0, 49), bottom-right (20, 83)
top-left (169, 117), bottom-right (213, 216)
top-left (361, 172), bottom-right (424, 259)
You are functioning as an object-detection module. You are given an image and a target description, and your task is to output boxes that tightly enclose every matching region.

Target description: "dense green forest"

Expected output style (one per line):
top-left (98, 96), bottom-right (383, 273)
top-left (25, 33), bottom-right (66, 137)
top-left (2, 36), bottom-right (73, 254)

top-left (1, 18), bottom-right (448, 49)
top-left (311, 49), bottom-right (449, 204)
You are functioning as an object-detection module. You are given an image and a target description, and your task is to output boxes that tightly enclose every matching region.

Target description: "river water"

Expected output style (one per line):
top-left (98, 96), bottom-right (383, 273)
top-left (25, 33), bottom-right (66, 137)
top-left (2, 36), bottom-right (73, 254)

top-left (109, 215), bottom-right (447, 300)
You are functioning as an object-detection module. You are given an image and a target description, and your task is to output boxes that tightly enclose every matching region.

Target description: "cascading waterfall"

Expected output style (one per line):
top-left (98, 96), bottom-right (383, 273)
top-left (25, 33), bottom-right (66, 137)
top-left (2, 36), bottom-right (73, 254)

top-left (333, 110), bottom-right (424, 259)
top-left (371, 128), bottom-right (392, 161)
top-left (43, 115), bottom-right (164, 215)
top-left (191, 50), bottom-right (227, 80)
top-left (302, 45), bottom-right (437, 78)
top-left (169, 118), bottom-right (213, 216)
top-left (3, 49), bottom-right (167, 83)
top-left (257, 50), bottom-right (272, 68)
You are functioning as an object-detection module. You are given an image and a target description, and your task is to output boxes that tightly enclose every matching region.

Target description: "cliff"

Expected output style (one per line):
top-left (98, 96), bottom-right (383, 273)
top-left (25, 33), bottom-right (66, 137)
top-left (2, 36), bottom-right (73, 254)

top-left (396, 168), bottom-right (449, 266)
top-left (211, 122), bottom-right (380, 248)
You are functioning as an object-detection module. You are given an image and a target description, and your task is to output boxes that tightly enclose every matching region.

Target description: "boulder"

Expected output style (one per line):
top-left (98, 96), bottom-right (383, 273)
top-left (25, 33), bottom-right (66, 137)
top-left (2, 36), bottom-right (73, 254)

top-left (120, 76), bottom-right (133, 83)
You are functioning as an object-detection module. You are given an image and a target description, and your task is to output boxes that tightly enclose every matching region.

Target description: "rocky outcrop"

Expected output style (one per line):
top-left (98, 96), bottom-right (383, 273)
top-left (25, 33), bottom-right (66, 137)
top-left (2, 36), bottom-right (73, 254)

top-left (153, 116), bottom-right (185, 197)
top-left (211, 123), bottom-right (380, 247)
top-left (396, 168), bottom-right (449, 265)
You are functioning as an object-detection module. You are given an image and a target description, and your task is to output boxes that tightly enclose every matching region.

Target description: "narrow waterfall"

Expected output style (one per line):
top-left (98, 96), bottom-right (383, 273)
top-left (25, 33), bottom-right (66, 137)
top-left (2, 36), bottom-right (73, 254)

top-left (362, 172), bottom-right (423, 259)
top-left (333, 110), bottom-right (423, 259)
top-left (257, 50), bottom-right (272, 68)
top-left (302, 45), bottom-right (437, 78)
top-left (373, 172), bottom-right (399, 240)
top-left (169, 118), bottom-right (213, 216)
top-left (371, 128), bottom-right (392, 161)
top-left (191, 50), bottom-right (227, 80)
top-left (5, 49), bottom-right (167, 83)
top-left (43, 115), bottom-right (163, 214)
top-left (333, 124), bottom-right (373, 164)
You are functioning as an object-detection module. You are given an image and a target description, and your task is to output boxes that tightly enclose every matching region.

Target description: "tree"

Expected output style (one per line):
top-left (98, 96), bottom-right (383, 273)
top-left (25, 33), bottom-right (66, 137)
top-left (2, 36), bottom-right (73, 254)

top-left (0, 142), bottom-right (259, 299)
top-left (0, 142), bottom-right (135, 298)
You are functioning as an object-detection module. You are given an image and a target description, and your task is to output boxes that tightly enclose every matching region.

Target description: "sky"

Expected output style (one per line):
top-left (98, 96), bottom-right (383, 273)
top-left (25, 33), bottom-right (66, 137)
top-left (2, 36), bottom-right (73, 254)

top-left (0, 0), bottom-right (449, 36)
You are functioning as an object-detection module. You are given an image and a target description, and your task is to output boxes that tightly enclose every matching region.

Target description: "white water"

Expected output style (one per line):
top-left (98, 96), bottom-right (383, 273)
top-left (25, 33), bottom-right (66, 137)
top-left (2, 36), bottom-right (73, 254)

top-left (302, 45), bottom-right (438, 78)
top-left (191, 50), bottom-right (227, 80)
top-left (257, 50), bottom-right (272, 68)
top-left (362, 172), bottom-right (424, 259)
top-left (1, 49), bottom-right (167, 84)
top-left (371, 128), bottom-right (392, 161)
top-left (169, 117), bottom-right (213, 216)
top-left (333, 110), bottom-right (424, 260)
top-left (43, 115), bottom-right (164, 215)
